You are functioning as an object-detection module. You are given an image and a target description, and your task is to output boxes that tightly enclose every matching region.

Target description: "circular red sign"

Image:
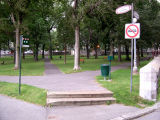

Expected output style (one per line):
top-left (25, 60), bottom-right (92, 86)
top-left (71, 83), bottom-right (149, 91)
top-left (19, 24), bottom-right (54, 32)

top-left (126, 24), bottom-right (139, 38)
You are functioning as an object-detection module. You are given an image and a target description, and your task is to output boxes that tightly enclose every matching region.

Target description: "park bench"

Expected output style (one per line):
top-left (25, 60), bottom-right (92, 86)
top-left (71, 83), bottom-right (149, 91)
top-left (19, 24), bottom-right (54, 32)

top-left (80, 59), bottom-right (85, 63)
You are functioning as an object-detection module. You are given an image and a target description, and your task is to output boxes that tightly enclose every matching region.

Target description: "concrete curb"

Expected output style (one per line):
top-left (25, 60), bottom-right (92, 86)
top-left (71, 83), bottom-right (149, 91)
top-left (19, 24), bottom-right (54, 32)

top-left (110, 102), bottom-right (160, 120)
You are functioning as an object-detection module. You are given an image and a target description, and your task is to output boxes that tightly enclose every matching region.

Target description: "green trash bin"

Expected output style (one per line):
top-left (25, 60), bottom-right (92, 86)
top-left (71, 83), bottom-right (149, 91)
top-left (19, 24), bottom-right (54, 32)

top-left (101, 64), bottom-right (109, 77)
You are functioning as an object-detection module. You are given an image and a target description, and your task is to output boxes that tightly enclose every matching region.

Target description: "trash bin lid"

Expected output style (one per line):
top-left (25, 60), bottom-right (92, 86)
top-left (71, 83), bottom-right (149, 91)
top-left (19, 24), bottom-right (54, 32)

top-left (101, 64), bottom-right (109, 66)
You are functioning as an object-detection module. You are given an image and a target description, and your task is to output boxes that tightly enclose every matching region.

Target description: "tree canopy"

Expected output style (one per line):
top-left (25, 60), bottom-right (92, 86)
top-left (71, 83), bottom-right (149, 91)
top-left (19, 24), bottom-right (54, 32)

top-left (0, 0), bottom-right (159, 69)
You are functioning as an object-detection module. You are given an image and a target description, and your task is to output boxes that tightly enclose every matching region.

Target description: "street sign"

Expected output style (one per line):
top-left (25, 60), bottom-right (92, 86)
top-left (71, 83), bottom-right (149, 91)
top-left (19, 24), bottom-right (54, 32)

top-left (134, 11), bottom-right (139, 20)
top-left (116, 5), bottom-right (132, 14)
top-left (125, 23), bottom-right (140, 39)
top-left (22, 38), bottom-right (29, 47)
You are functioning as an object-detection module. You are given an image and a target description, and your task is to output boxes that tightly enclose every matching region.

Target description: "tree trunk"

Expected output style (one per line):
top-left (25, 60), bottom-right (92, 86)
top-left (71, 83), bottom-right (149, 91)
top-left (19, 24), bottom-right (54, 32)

top-left (86, 28), bottom-right (91, 59)
top-left (125, 45), bottom-right (130, 60)
top-left (49, 32), bottom-right (52, 60)
top-left (86, 43), bottom-right (90, 59)
top-left (35, 44), bottom-right (39, 61)
top-left (105, 44), bottom-right (107, 55)
top-left (22, 50), bottom-right (25, 59)
top-left (73, 26), bottom-right (80, 70)
top-left (118, 44), bottom-right (121, 62)
top-left (14, 27), bottom-right (20, 69)
top-left (33, 45), bottom-right (36, 60)
top-left (64, 43), bottom-right (67, 64)
top-left (137, 46), bottom-right (140, 66)
top-left (110, 41), bottom-right (114, 56)
top-left (0, 44), bottom-right (1, 58)
top-left (14, 46), bottom-right (16, 64)
top-left (141, 47), bottom-right (143, 57)
top-left (94, 44), bottom-right (98, 59)
top-left (42, 44), bottom-right (45, 59)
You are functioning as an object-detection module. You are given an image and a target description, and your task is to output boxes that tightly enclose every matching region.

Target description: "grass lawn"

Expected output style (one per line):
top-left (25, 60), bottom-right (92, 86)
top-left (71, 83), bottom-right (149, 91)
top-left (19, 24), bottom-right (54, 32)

top-left (52, 55), bottom-right (129, 74)
top-left (97, 60), bottom-right (155, 108)
top-left (0, 81), bottom-right (46, 106)
top-left (0, 56), bottom-right (44, 76)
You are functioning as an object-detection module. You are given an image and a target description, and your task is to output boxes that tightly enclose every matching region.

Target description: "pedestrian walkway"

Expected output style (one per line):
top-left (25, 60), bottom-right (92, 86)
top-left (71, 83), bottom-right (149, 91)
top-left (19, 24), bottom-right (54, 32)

top-left (0, 95), bottom-right (46, 120)
top-left (0, 94), bottom-right (139, 120)
top-left (0, 61), bottom-right (141, 120)
top-left (44, 57), bottom-right (62, 76)
top-left (0, 62), bottom-right (130, 91)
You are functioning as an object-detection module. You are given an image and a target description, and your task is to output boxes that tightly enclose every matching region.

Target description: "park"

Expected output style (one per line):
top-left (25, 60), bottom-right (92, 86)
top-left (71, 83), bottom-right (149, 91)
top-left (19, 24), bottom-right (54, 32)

top-left (0, 0), bottom-right (160, 120)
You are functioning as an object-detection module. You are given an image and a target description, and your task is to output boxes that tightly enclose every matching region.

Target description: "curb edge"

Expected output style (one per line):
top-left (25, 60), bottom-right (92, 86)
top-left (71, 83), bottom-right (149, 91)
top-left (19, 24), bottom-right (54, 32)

top-left (110, 102), bottom-right (160, 120)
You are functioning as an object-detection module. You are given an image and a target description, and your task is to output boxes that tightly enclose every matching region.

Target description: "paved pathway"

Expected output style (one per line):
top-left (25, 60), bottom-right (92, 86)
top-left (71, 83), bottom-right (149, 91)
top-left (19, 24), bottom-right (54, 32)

top-left (0, 62), bottom-right (130, 91)
top-left (44, 57), bottom-right (62, 76)
top-left (135, 109), bottom-right (160, 120)
top-left (0, 95), bottom-right (46, 120)
top-left (0, 94), bottom-right (139, 120)
top-left (0, 60), bottom-right (140, 120)
top-left (46, 104), bottom-right (139, 120)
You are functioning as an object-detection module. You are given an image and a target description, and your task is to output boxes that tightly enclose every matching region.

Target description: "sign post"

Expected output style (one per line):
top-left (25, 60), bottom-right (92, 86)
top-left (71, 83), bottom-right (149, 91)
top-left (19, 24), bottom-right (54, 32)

top-left (19, 36), bottom-right (29, 95)
top-left (19, 35), bottom-right (23, 95)
top-left (130, 3), bottom-right (134, 93)
top-left (133, 38), bottom-right (138, 75)
top-left (116, 3), bottom-right (140, 93)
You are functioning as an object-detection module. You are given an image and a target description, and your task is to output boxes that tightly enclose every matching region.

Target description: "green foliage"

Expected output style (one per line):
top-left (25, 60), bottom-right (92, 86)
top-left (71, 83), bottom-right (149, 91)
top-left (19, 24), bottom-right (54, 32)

top-left (0, 0), bottom-right (159, 67)
top-left (56, 11), bottom-right (74, 50)
top-left (0, 82), bottom-right (46, 106)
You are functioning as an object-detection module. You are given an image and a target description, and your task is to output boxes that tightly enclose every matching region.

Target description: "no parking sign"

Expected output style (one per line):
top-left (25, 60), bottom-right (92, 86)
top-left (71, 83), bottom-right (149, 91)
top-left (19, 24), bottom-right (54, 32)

top-left (125, 23), bottom-right (140, 39)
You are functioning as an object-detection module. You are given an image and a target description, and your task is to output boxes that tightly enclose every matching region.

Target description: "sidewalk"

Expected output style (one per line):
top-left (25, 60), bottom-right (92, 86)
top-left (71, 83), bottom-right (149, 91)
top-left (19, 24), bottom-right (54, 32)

top-left (0, 62), bottom-right (130, 91)
top-left (0, 60), bottom-right (144, 120)
top-left (44, 57), bottom-right (62, 76)
top-left (0, 95), bottom-right (46, 120)
top-left (0, 94), bottom-right (140, 120)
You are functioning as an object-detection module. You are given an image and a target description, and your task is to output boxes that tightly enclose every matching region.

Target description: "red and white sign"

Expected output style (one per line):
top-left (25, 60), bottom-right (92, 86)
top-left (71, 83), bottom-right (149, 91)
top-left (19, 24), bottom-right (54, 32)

top-left (125, 23), bottom-right (140, 39)
top-left (116, 5), bottom-right (132, 14)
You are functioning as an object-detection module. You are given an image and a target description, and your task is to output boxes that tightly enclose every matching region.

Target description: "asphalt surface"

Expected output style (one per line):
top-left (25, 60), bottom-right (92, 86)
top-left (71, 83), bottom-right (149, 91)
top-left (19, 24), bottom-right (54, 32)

top-left (0, 95), bottom-right (140, 120)
top-left (0, 95), bottom-right (46, 120)
top-left (0, 59), bottom-right (141, 120)
top-left (46, 104), bottom-right (139, 120)
top-left (0, 61), bottom-right (130, 91)
top-left (135, 109), bottom-right (160, 120)
top-left (44, 58), bottom-right (62, 76)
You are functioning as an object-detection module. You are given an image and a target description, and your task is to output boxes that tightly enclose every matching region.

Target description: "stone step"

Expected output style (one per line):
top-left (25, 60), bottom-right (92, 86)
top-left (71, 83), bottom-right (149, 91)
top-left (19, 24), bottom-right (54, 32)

top-left (47, 97), bottom-right (116, 106)
top-left (47, 91), bottom-right (113, 98)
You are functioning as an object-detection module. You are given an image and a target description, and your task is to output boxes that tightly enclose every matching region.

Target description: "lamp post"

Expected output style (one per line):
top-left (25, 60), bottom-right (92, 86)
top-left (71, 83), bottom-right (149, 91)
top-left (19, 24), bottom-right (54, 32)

top-left (133, 38), bottom-right (138, 74)
top-left (133, 17), bottom-right (138, 75)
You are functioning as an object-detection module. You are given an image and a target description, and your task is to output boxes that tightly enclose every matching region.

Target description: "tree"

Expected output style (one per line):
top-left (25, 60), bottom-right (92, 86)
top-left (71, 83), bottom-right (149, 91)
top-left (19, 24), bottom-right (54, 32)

top-left (3, 0), bottom-right (31, 69)
top-left (57, 14), bottom-right (74, 64)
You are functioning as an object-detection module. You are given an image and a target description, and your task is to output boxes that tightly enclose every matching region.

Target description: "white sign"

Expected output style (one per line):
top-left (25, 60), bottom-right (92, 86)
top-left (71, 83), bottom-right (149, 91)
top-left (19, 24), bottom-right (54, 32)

top-left (125, 23), bottom-right (140, 39)
top-left (134, 11), bottom-right (139, 20)
top-left (22, 45), bottom-right (29, 48)
top-left (116, 5), bottom-right (132, 14)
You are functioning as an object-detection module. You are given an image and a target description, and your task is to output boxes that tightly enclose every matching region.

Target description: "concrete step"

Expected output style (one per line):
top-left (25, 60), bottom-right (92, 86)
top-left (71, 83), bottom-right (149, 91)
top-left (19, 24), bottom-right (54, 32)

top-left (47, 97), bottom-right (116, 106)
top-left (47, 91), bottom-right (113, 98)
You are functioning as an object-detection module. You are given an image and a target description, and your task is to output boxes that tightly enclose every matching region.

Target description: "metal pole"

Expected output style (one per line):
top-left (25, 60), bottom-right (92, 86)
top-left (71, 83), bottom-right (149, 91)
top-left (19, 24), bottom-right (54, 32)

top-left (19, 35), bottom-right (22, 95)
top-left (130, 3), bottom-right (134, 93)
top-left (109, 60), bottom-right (111, 80)
top-left (133, 38), bottom-right (138, 74)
